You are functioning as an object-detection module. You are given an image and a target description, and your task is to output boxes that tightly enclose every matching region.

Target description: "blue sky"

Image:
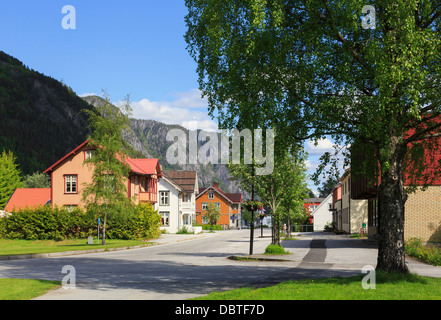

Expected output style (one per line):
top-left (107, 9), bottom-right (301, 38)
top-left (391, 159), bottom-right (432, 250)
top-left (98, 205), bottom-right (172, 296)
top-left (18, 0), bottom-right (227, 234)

top-left (0, 1), bottom-right (344, 194)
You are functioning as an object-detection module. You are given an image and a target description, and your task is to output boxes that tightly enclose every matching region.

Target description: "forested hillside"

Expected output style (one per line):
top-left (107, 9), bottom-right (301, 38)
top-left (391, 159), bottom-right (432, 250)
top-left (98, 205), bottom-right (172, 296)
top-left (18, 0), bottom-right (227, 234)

top-left (0, 51), bottom-right (93, 174)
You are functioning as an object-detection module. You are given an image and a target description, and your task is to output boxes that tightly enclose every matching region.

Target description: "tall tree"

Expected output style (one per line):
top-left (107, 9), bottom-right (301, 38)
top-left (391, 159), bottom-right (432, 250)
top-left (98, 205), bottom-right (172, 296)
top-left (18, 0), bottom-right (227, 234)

top-left (229, 149), bottom-right (308, 245)
top-left (82, 94), bottom-right (135, 245)
top-left (185, 0), bottom-right (441, 272)
top-left (0, 150), bottom-right (22, 210)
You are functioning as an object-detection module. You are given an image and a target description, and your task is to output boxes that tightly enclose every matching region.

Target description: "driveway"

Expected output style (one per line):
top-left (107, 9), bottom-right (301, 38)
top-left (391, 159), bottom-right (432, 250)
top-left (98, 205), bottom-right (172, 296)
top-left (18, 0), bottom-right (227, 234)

top-left (0, 230), bottom-right (439, 300)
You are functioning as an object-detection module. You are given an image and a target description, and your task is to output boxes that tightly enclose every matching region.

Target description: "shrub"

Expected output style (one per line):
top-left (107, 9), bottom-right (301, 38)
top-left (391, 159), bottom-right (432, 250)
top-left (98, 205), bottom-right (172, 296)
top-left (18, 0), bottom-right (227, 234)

top-left (405, 238), bottom-right (441, 266)
top-left (106, 203), bottom-right (161, 240)
top-left (202, 224), bottom-right (222, 230)
top-left (0, 203), bottom-right (161, 241)
top-left (265, 244), bottom-right (290, 255)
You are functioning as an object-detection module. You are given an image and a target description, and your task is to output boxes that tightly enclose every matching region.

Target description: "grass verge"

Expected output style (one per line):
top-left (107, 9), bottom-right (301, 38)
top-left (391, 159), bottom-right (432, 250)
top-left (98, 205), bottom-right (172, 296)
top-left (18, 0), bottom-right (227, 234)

top-left (0, 238), bottom-right (155, 257)
top-left (193, 272), bottom-right (441, 300)
top-left (0, 278), bottom-right (61, 300)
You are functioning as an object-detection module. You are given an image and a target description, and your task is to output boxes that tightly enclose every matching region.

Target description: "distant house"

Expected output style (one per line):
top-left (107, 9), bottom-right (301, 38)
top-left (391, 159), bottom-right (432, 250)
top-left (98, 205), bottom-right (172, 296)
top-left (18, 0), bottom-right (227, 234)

top-left (304, 198), bottom-right (324, 224)
top-left (340, 170), bottom-right (368, 234)
top-left (156, 170), bottom-right (198, 233)
top-left (196, 182), bottom-right (242, 229)
top-left (311, 193), bottom-right (333, 232)
top-left (4, 188), bottom-right (51, 212)
top-left (43, 140), bottom-right (161, 210)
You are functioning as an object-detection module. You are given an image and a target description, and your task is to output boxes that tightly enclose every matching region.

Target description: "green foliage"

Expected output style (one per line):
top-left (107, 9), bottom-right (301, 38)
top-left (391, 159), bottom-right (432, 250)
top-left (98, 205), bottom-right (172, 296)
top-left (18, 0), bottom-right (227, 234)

top-left (0, 51), bottom-right (94, 175)
top-left (0, 206), bottom-right (94, 240)
top-left (22, 172), bottom-right (51, 189)
top-left (203, 202), bottom-right (221, 231)
top-left (405, 238), bottom-right (441, 266)
top-left (0, 203), bottom-right (161, 241)
top-left (106, 203), bottom-right (162, 240)
top-left (82, 93), bottom-right (134, 244)
top-left (202, 224), bottom-right (222, 230)
top-left (264, 244), bottom-right (290, 255)
top-left (0, 150), bottom-right (22, 209)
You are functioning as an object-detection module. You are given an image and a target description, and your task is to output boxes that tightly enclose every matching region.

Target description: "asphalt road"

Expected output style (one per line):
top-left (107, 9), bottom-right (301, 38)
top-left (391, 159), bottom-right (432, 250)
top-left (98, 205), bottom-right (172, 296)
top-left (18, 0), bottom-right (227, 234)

top-left (0, 229), bottom-right (439, 300)
top-left (0, 229), bottom-right (282, 300)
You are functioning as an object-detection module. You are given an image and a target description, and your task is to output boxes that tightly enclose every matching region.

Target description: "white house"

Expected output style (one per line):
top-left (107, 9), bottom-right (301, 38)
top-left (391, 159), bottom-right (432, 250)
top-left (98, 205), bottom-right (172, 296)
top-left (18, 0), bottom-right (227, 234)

top-left (311, 193), bottom-right (333, 231)
top-left (155, 170), bottom-right (200, 234)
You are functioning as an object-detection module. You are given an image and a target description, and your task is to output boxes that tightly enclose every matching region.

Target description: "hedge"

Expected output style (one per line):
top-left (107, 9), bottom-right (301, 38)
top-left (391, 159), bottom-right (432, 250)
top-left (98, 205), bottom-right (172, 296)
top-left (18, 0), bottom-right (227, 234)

top-left (0, 203), bottom-right (161, 241)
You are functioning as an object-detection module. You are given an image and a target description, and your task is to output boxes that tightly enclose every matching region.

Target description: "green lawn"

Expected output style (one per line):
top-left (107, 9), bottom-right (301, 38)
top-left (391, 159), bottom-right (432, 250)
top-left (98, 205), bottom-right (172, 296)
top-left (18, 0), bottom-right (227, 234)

top-left (194, 272), bottom-right (441, 300)
top-left (0, 279), bottom-right (61, 300)
top-left (0, 238), bottom-right (156, 300)
top-left (0, 238), bottom-right (155, 257)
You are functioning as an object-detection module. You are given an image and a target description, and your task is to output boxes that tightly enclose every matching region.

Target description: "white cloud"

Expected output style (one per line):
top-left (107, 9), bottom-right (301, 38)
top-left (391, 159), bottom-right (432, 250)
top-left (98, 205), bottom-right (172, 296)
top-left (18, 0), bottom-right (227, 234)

top-left (128, 89), bottom-right (219, 132)
top-left (306, 138), bottom-right (337, 155)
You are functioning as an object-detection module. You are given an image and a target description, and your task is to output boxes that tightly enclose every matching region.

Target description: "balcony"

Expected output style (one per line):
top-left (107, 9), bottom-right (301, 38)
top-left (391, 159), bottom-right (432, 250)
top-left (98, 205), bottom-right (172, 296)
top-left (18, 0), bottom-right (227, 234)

top-left (180, 202), bottom-right (195, 212)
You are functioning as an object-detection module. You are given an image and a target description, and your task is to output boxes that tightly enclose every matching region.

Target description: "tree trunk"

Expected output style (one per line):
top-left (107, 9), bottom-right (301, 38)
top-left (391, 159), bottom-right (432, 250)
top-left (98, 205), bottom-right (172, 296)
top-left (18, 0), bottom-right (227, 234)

top-left (376, 140), bottom-right (408, 273)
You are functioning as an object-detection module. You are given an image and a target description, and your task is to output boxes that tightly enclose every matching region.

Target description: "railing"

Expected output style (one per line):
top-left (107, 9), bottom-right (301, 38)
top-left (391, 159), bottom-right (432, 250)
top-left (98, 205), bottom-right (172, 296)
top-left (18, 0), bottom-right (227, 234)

top-left (180, 202), bottom-right (195, 211)
top-left (291, 225), bottom-right (314, 232)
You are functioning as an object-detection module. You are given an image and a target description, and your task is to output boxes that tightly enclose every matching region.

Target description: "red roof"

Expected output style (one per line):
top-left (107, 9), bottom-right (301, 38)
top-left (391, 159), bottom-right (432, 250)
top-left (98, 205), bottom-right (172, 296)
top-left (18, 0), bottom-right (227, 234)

top-left (4, 188), bottom-right (51, 212)
top-left (44, 140), bottom-right (161, 176)
top-left (198, 184), bottom-right (243, 204)
top-left (126, 158), bottom-right (161, 176)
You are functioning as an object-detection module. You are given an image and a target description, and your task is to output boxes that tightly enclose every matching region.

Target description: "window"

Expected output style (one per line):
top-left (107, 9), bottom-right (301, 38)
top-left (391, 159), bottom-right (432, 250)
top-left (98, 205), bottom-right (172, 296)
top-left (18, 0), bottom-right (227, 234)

top-left (65, 175), bottom-right (77, 194)
top-left (183, 214), bottom-right (191, 225)
top-left (208, 191), bottom-right (214, 199)
top-left (85, 149), bottom-right (96, 160)
top-left (140, 178), bottom-right (150, 193)
top-left (64, 205), bottom-right (78, 212)
top-left (202, 202), bottom-right (208, 210)
top-left (160, 212), bottom-right (170, 227)
top-left (183, 193), bottom-right (191, 202)
top-left (134, 177), bottom-right (139, 195)
top-left (160, 191), bottom-right (169, 206)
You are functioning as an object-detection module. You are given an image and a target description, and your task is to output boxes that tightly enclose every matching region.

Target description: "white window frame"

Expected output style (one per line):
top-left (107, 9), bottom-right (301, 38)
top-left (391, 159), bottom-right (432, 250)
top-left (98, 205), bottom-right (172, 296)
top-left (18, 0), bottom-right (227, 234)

top-left (160, 212), bottom-right (170, 227)
top-left (65, 175), bottom-right (77, 194)
top-left (160, 191), bottom-right (170, 206)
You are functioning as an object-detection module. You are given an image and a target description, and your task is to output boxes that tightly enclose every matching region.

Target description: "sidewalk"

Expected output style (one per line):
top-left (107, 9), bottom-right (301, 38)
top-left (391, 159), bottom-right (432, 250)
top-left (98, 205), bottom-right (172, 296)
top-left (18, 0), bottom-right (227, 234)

top-left (232, 232), bottom-right (441, 278)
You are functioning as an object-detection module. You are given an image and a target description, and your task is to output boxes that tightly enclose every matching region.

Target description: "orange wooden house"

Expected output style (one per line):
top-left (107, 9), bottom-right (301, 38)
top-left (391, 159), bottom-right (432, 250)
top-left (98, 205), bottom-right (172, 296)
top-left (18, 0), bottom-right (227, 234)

top-left (195, 182), bottom-right (242, 229)
top-left (43, 140), bottom-right (161, 210)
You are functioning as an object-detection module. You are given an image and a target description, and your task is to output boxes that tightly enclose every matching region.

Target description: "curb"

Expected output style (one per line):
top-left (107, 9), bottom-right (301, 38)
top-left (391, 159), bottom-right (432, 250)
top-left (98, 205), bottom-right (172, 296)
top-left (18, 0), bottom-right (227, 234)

top-left (227, 255), bottom-right (292, 262)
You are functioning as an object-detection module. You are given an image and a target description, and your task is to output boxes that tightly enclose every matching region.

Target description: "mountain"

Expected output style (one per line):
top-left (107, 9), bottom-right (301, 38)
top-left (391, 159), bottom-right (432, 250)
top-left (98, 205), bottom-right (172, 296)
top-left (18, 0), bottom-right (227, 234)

top-left (0, 50), bottom-right (240, 193)
top-left (0, 51), bottom-right (94, 174)
top-left (82, 95), bottom-right (242, 193)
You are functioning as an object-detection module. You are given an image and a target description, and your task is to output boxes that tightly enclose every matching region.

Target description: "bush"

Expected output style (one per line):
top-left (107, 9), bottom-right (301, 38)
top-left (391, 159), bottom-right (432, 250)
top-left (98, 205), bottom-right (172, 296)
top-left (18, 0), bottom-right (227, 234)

top-left (202, 224), bottom-right (222, 230)
top-left (0, 206), bottom-right (94, 240)
top-left (405, 238), bottom-right (441, 266)
top-left (0, 203), bottom-right (161, 241)
top-left (265, 244), bottom-right (290, 255)
top-left (105, 203), bottom-right (161, 240)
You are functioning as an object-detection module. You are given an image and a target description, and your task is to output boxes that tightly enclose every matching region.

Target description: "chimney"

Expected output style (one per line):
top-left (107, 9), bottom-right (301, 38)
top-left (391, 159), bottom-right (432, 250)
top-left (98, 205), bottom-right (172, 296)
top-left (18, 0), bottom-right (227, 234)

top-left (213, 182), bottom-right (219, 188)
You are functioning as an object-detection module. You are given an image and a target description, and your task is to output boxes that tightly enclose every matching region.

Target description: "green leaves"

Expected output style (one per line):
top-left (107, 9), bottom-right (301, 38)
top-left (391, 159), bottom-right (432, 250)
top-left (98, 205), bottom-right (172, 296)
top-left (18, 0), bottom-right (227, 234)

top-left (0, 150), bottom-right (21, 210)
